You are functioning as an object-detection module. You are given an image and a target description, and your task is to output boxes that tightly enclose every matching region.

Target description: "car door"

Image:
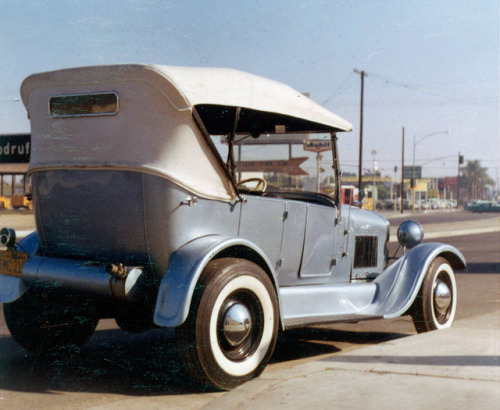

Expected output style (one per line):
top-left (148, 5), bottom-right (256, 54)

top-left (277, 199), bottom-right (344, 286)
top-left (298, 203), bottom-right (337, 282)
top-left (275, 200), bottom-right (307, 285)
top-left (238, 195), bottom-right (286, 270)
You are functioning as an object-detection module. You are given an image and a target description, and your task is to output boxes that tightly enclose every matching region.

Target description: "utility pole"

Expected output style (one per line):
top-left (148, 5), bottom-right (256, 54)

top-left (354, 69), bottom-right (367, 191)
top-left (401, 127), bottom-right (405, 214)
top-left (457, 152), bottom-right (463, 208)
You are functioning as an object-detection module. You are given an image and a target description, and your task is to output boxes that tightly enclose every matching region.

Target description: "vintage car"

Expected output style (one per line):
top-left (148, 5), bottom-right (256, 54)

top-left (0, 64), bottom-right (465, 390)
top-left (466, 200), bottom-right (500, 213)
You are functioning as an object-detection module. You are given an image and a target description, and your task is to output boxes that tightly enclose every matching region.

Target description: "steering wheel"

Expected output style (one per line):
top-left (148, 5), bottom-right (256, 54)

top-left (236, 177), bottom-right (267, 192)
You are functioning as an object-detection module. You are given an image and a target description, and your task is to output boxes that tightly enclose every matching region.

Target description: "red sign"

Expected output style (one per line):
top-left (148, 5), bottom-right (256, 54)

top-left (237, 157), bottom-right (308, 176)
top-left (303, 140), bottom-right (331, 153)
top-left (445, 177), bottom-right (458, 187)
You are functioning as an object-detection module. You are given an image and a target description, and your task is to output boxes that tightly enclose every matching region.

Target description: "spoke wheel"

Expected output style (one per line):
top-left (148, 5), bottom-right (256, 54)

top-left (411, 257), bottom-right (457, 333)
top-left (177, 258), bottom-right (278, 390)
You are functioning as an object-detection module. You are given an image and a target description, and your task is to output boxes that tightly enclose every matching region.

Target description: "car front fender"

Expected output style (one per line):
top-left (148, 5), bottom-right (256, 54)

top-left (153, 235), bottom-right (279, 327)
top-left (0, 231), bottom-right (39, 303)
top-left (370, 242), bottom-right (466, 318)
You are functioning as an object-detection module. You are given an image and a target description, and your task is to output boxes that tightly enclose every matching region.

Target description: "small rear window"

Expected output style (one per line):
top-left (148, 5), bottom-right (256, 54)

top-left (49, 92), bottom-right (118, 117)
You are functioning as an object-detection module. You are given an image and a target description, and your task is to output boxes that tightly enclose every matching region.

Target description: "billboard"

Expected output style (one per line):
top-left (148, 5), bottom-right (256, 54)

top-left (0, 134), bottom-right (30, 163)
top-left (403, 166), bottom-right (421, 179)
top-left (445, 176), bottom-right (458, 187)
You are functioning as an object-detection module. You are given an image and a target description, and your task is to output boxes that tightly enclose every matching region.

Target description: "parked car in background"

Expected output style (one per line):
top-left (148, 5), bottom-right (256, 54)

top-left (375, 199), bottom-right (395, 210)
top-left (418, 200), bottom-right (431, 210)
top-left (467, 200), bottom-right (500, 213)
top-left (395, 199), bottom-right (411, 210)
top-left (0, 64), bottom-right (466, 390)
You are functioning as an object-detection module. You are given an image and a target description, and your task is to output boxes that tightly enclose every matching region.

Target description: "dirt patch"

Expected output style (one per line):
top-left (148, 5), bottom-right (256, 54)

top-left (0, 211), bottom-right (36, 231)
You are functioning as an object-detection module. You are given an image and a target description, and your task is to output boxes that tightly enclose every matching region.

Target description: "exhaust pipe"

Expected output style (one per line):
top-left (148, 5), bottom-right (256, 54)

top-left (22, 256), bottom-right (148, 303)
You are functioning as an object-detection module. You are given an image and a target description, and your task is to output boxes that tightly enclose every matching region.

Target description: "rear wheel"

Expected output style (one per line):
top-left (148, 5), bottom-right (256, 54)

top-left (411, 257), bottom-right (457, 333)
top-left (115, 307), bottom-right (155, 333)
top-left (4, 288), bottom-right (98, 354)
top-left (177, 258), bottom-right (279, 390)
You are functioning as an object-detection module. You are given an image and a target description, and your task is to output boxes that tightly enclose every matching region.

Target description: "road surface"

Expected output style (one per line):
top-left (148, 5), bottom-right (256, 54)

top-left (0, 210), bottom-right (498, 408)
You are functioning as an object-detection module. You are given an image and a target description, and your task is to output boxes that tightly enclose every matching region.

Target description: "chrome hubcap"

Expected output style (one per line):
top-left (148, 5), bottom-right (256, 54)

top-left (217, 291), bottom-right (264, 361)
top-left (222, 302), bottom-right (252, 346)
top-left (434, 279), bottom-right (451, 315)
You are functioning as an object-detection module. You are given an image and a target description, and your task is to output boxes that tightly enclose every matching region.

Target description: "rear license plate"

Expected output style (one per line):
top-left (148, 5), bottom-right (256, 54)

top-left (0, 250), bottom-right (28, 277)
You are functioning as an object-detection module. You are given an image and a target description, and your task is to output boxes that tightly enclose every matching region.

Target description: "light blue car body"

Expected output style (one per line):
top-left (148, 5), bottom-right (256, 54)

top-left (0, 64), bottom-right (466, 334)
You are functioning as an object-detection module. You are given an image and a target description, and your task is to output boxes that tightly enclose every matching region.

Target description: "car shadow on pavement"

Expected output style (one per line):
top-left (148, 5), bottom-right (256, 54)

top-left (0, 328), bottom-right (196, 395)
top-left (0, 326), bottom-right (411, 396)
top-left (272, 327), bottom-right (411, 363)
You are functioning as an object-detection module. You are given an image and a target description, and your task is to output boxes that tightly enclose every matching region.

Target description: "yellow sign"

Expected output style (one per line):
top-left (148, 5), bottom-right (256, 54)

top-left (415, 182), bottom-right (427, 192)
top-left (362, 198), bottom-right (374, 211)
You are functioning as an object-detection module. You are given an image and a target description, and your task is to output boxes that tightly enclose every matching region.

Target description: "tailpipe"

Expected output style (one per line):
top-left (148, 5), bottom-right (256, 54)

top-left (22, 256), bottom-right (151, 303)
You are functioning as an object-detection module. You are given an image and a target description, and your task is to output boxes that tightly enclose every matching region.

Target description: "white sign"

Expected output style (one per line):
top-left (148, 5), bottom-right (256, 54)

top-left (303, 140), bottom-right (331, 153)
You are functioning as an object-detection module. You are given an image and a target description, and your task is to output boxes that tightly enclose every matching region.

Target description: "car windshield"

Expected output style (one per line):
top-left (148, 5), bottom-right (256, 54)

top-left (210, 132), bottom-right (338, 198)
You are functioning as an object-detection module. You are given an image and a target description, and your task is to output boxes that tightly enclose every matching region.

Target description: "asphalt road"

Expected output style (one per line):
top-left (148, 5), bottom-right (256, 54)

top-left (0, 210), bottom-right (498, 408)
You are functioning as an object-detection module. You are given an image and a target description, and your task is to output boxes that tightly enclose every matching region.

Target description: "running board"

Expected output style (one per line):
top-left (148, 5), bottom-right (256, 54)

top-left (284, 313), bottom-right (383, 329)
top-left (279, 282), bottom-right (379, 330)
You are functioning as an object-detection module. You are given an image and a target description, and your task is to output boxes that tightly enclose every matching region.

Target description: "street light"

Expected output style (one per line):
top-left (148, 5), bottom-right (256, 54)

top-left (412, 130), bottom-right (451, 212)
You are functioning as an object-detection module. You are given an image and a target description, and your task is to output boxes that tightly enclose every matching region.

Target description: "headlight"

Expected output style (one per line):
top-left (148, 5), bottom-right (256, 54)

top-left (0, 227), bottom-right (16, 248)
top-left (397, 221), bottom-right (424, 249)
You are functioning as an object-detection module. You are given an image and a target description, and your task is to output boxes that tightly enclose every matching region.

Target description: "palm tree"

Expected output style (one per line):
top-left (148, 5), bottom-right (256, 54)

top-left (461, 160), bottom-right (494, 199)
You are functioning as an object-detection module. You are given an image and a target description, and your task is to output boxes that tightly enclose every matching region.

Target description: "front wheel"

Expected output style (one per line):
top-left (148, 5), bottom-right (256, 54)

top-left (411, 257), bottom-right (457, 333)
top-left (177, 258), bottom-right (279, 390)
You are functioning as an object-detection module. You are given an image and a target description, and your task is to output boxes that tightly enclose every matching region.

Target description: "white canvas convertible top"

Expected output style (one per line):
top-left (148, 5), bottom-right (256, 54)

top-left (21, 64), bottom-right (352, 201)
top-left (21, 64), bottom-right (352, 132)
top-left (152, 65), bottom-right (353, 132)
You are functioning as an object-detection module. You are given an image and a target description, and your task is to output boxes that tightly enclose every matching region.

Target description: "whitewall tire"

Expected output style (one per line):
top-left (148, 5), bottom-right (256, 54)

top-left (411, 256), bottom-right (457, 333)
top-left (177, 258), bottom-right (279, 390)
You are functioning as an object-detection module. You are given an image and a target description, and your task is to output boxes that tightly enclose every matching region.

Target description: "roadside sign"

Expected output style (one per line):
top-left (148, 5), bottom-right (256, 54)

top-left (428, 188), bottom-right (438, 197)
top-left (0, 134), bottom-right (30, 163)
top-left (403, 166), bottom-right (421, 179)
top-left (237, 157), bottom-right (308, 175)
top-left (415, 182), bottom-right (427, 192)
top-left (445, 176), bottom-right (458, 186)
top-left (303, 140), bottom-right (331, 153)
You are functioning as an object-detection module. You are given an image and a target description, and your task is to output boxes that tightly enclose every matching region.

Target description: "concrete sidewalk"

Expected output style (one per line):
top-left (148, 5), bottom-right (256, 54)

top-left (206, 311), bottom-right (500, 409)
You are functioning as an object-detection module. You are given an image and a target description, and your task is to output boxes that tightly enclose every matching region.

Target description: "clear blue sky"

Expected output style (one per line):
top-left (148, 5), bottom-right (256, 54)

top-left (1, 0), bottom-right (498, 182)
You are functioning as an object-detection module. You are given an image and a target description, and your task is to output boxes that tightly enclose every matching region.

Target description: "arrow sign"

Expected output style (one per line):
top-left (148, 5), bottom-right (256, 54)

top-left (237, 157), bottom-right (308, 176)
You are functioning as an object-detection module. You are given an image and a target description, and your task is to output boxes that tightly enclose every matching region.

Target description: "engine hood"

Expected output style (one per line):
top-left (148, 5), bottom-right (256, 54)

top-left (343, 206), bottom-right (390, 235)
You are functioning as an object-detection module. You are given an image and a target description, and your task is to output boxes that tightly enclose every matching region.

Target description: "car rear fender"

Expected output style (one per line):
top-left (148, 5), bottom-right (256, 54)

top-left (153, 235), bottom-right (280, 327)
top-left (372, 242), bottom-right (466, 318)
top-left (0, 231), bottom-right (39, 303)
